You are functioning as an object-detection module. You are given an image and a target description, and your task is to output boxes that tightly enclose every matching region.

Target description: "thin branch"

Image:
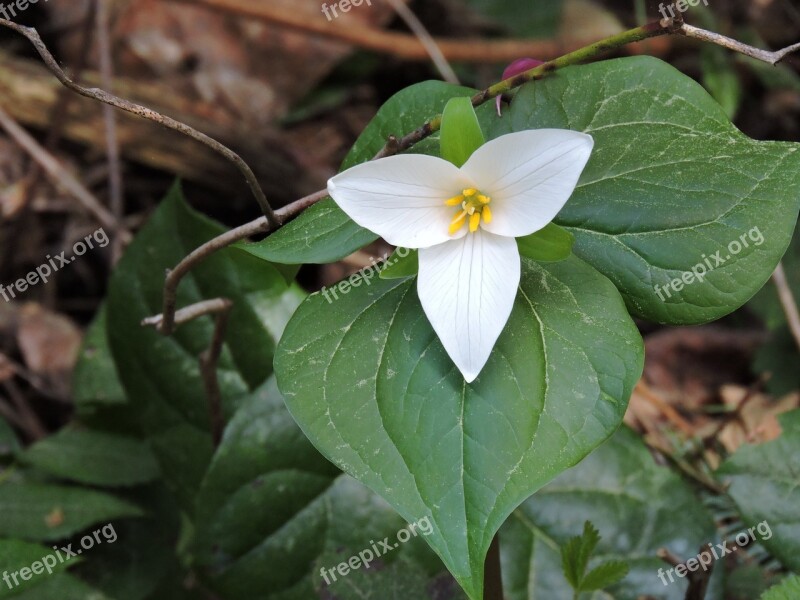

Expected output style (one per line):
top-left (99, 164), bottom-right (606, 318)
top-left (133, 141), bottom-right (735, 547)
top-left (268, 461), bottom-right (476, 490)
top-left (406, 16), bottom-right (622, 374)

top-left (384, 0), bottom-right (459, 84)
top-left (199, 300), bottom-right (232, 448)
top-left (170, 0), bottom-right (653, 63)
top-left (772, 262), bottom-right (800, 351)
top-left (149, 188), bottom-right (329, 335)
top-left (0, 18), bottom-right (278, 227)
top-left (680, 24), bottom-right (800, 65)
top-left (0, 104), bottom-right (131, 242)
top-left (95, 0), bottom-right (126, 261)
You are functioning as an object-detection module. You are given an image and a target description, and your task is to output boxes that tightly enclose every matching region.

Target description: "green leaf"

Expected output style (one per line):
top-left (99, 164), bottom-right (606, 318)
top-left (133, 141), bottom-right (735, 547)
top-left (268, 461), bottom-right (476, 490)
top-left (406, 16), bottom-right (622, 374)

top-left (440, 97), bottom-right (485, 167)
top-left (72, 306), bottom-right (127, 418)
top-left (192, 378), bottom-right (458, 599)
top-left (580, 560), bottom-right (629, 592)
top-left (483, 56), bottom-right (800, 325)
top-left (20, 429), bottom-right (160, 488)
top-left (0, 482), bottom-right (142, 541)
top-left (716, 410), bottom-right (800, 573)
top-left (106, 183), bottom-right (303, 511)
top-left (379, 248), bottom-right (418, 279)
top-left (501, 426), bottom-right (721, 600)
top-left (762, 575), bottom-right (800, 600)
top-left (0, 539), bottom-right (77, 599)
top-left (560, 521), bottom-right (600, 589)
top-left (248, 81), bottom-right (476, 264)
top-left (275, 256), bottom-right (643, 599)
top-left (517, 223), bottom-right (575, 262)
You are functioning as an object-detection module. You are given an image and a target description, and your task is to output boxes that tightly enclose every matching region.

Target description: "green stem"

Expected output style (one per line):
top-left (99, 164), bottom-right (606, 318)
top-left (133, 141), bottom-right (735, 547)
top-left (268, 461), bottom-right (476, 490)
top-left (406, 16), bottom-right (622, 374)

top-left (385, 19), bottom-right (679, 158)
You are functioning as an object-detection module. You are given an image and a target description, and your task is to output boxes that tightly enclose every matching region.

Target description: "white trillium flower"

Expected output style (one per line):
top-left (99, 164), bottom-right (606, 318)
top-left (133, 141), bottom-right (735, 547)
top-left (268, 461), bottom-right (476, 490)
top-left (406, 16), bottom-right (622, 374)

top-left (328, 129), bottom-right (594, 382)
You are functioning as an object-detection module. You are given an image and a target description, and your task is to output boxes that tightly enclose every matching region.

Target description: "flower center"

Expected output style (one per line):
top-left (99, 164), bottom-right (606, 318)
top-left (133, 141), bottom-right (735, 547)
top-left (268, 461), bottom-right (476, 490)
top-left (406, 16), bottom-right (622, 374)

top-left (445, 188), bottom-right (492, 235)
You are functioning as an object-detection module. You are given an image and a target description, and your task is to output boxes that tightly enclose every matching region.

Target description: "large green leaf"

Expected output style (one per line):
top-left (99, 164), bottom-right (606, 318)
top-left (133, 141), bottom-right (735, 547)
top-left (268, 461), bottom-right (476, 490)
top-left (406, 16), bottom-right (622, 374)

top-left (275, 256), bottom-right (643, 599)
top-left (246, 81), bottom-right (475, 264)
top-left (502, 426), bottom-right (720, 600)
top-left (20, 429), bottom-right (159, 488)
top-left (0, 482), bottom-right (142, 541)
top-left (484, 56), bottom-right (800, 325)
top-left (263, 58), bottom-right (800, 325)
top-left (716, 410), bottom-right (800, 573)
top-left (106, 183), bottom-right (303, 511)
top-left (193, 378), bottom-right (460, 599)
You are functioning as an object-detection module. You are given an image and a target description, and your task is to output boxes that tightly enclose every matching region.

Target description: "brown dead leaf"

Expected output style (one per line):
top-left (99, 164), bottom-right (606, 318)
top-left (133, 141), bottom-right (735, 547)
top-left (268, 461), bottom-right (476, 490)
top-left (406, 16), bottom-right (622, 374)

top-left (717, 385), bottom-right (799, 453)
top-left (16, 303), bottom-right (82, 398)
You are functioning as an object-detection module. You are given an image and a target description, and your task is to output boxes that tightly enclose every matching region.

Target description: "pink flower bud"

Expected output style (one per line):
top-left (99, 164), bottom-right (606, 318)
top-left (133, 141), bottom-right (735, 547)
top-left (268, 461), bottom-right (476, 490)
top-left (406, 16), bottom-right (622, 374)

top-left (497, 58), bottom-right (544, 116)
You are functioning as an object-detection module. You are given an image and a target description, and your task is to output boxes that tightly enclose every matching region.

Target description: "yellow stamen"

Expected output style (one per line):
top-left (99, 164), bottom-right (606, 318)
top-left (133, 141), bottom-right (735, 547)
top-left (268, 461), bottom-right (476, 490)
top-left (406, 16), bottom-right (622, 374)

top-left (469, 212), bottom-right (481, 232)
top-left (444, 188), bottom-right (493, 235)
top-left (449, 211), bottom-right (467, 235)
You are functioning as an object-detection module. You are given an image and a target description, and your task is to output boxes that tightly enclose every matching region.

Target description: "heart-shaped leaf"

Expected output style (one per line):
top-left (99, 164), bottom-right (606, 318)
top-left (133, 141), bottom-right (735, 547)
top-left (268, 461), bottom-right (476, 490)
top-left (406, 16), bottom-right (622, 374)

top-left (275, 256), bottom-right (643, 598)
top-left (485, 56), bottom-right (800, 325)
top-left (193, 378), bottom-right (461, 599)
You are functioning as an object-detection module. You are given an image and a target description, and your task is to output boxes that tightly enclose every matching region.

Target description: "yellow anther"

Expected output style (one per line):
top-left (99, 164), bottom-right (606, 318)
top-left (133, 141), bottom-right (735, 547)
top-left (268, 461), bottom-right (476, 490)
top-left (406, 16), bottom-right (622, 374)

top-left (469, 212), bottom-right (481, 232)
top-left (449, 211), bottom-right (467, 235)
top-left (445, 188), bottom-right (492, 235)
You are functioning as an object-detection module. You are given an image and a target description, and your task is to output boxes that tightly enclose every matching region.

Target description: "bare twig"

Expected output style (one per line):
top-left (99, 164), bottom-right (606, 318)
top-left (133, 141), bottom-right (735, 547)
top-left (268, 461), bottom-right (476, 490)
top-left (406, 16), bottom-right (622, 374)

top-left (95, 0), bottom-right (126, 262)
top-left (680, 24), bottom-right (800, 65)
top-left (199, 300), bottom-right (232, 448)
top-left (149, 188), bottom-right (329, 335)
top-left (143, 298), bottom-right (232, 447)
top-left (384, 0), bottom-right (459, 84)
top-left (772, 262), bottom-right (800, 351)
top-left (0, 104), bottom-right (131, 242)
top-left (0, 18), bottom-right (278, 226)
top-left (21, 0), bottom-right (96, 210)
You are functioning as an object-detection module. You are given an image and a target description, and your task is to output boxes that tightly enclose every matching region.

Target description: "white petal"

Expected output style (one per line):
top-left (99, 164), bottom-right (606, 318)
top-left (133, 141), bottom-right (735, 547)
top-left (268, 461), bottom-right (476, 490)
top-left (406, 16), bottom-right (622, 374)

top-left (417, 230), bottom-right (520, 382)
top-left (328, 154), bottom-right (472, 249)
top-left (462, 129), bottom-right (594, 237)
